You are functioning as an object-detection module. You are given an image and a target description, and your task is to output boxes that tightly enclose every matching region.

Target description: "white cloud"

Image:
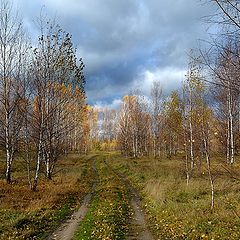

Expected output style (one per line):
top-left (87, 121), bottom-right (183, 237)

top-left (133, 67), bottom-right (186, 96)
top-left (93, 98), bottom-right (122, 110)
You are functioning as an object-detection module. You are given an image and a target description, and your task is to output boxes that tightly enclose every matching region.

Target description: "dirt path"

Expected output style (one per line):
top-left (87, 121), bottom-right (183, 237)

top-left (49, 156), bottom-right (153, 240)
top-left (127, 186), bottom-right (154, 240)
top-left (48, 161), bottom-right (98, 240)
top-left (105, 159), bottom-right (154, 240)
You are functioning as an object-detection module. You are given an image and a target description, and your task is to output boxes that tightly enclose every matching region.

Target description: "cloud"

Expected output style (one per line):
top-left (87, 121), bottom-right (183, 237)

top-left (94, 98), bottom-right (122, 111)
top-left (15, 0), bottom-right (215, 105)
top-left (133, 67), bottom-right (186, 96)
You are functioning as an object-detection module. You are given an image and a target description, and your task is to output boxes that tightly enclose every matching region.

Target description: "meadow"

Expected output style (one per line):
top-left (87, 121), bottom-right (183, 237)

top-left (107, 152), bottom-right (240, 239)
top-left (1, 151), bottom-right (240, 239)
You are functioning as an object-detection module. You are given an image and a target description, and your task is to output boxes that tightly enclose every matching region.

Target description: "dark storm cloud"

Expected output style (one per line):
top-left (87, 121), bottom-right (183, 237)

top-left (16, 0), bottom-right (215, 105)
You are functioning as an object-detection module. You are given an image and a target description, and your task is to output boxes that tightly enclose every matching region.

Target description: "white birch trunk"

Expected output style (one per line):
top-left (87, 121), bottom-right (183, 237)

top-left (189, 119), bottom-right (194, 169)
top-left (33, 134), bottom-right (42, 191)
top-left (227, 86), bottom-right (234, 164)
top-left (201, 112), bottom-right (214, 210)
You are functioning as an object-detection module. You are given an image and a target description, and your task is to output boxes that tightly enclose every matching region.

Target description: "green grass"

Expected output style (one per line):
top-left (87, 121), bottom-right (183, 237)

top-left (74, 155), bottom-right (130, 240)
top-left (107, 152), bottom-right (240, 240)
top-left (0, 198), bottom-right (74, 240)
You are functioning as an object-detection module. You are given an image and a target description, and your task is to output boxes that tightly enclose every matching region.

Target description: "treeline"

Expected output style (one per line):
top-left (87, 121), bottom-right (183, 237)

top-left (96, 0), bottom-right (240, 164)
top-left (0, 1), bottom-right (89, 190)
top-left (90, 0), bottom-right (240, 209)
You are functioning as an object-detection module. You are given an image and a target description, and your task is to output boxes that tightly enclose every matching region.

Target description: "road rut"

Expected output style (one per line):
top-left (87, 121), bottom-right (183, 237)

top-left (48, 160), bottom-right (98, 240)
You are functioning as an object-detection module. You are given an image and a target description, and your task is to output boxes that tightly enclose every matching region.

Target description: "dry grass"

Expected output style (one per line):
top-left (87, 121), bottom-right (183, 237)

top-left (0, 153), bottom-right (96, 239)
top-left (108, 152), bottom-right (240, 239)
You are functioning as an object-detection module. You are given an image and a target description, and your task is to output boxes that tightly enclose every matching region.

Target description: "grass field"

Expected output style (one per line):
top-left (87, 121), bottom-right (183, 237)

top-left (107, 152), bottom-right (240, 240)
top-left (0, 153), bottom-right (96, 239)
top-left (1, 151), bottom-right (240, 239)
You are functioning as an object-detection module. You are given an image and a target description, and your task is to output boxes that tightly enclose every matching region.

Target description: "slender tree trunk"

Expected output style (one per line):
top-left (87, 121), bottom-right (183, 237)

top-left (183, 106), bottom-right (190, 185)
top-left (203, 131), bottom-right (214, 210)
top-left (33, 126), bottom-right (43, 191)
top-left (5, 125), bottom-right (14, 184)
top-left (227, 86), bottom-right (234, 164)
top-left (201, 97), bottom-right (214, 210)
top-left (227, 116), bottom-right (230, 164)
top-left (46, 152), bottom-right (52, 180)
top-left (5, 152), bottom-right (12, 184)
top-left (5, 87), bottom-right (12, 183)
top-left (33, 141), bottom-right (41, 191)
top-left (189, 117), bottom-right (194, 169)
top-left (189, 80), bottom-right (194, 169)
top-left (229, 97), bottom-right (234, 164)
top-left (184, 131), bottom-right (190, 185)
top-left (201, 122), bottom-right (214, 210)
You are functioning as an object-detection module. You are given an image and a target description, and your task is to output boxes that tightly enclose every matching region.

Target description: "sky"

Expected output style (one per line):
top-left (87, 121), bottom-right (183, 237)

top-left (15, 0), bottom-right (215, 109)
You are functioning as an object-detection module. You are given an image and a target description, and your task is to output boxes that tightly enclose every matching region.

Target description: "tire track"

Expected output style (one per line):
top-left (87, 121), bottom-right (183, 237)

top-left (48, 159), bottom-right (98, 240)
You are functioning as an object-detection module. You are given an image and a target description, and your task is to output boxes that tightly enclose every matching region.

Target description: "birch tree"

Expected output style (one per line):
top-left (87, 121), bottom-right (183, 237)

top-left (200, 87), bottom-right (215, 210)
top-left (117, 96), bottom-right (132, 156)
top-left (26, 20), bottom-right (85, 190)
top-left (150, 80), bottom-right (163, 158)
top-left (163, 91), bottom-right (182, 158)
top-left (212, 43), bottom-right (239, 164)
top-left (0, 0), bottom-right (29, 183)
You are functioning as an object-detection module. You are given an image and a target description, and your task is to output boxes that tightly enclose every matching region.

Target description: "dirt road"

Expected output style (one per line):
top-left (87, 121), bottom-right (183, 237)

top-left (49, 156), bottom-right (153, 240)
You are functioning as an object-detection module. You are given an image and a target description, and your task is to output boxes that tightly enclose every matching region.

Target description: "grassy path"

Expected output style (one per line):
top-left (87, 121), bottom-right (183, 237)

top-left (105, 158), bottom-right (154, 240)
top-left (107, 152), bottom-right (240, 239)
top-left (74, 155), bottom-right (130, 239)
top-left (73, 154), bottom-right (154, 240)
